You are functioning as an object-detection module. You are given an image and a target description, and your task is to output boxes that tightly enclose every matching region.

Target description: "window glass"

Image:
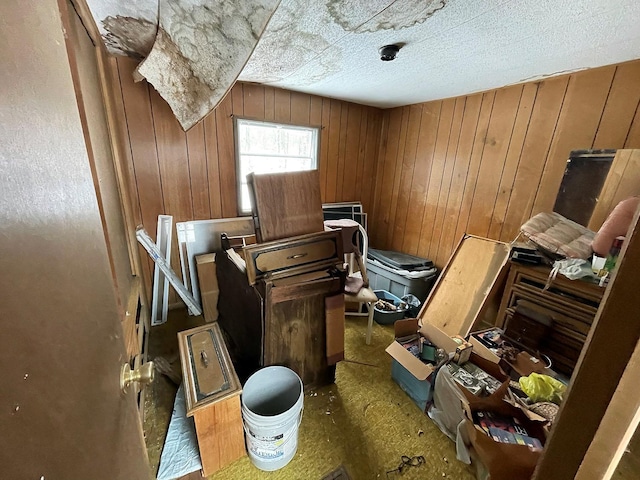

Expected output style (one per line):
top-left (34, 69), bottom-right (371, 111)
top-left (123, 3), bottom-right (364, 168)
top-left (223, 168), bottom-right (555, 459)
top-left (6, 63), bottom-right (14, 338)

top-left (236, 119), bottom-right (319, 213)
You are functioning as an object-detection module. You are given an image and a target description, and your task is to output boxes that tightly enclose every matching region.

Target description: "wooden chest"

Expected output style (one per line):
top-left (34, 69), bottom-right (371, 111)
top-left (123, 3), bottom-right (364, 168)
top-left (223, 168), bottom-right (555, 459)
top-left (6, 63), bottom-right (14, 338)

top-left (177, 323), bottom-right (245, 476)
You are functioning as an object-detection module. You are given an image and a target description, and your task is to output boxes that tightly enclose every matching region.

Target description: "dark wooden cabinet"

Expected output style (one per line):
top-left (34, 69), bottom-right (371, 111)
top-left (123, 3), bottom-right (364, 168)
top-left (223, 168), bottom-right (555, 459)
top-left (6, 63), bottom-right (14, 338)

top-left (216, 233), bottom-right (344, 387)
top-left (497, 263), bottom-right (604, 375)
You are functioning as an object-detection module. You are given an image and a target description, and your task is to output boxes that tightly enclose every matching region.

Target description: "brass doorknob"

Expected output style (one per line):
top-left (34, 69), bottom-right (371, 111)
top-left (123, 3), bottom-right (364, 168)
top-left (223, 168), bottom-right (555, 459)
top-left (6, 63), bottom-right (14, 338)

top-left (120, 361), bottom-right (155, 393)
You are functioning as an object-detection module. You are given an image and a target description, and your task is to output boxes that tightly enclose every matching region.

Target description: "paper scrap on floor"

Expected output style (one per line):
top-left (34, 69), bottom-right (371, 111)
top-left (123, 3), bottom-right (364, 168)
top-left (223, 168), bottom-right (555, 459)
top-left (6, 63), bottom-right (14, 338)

top-left (157, 385), bottom-right (202, 480)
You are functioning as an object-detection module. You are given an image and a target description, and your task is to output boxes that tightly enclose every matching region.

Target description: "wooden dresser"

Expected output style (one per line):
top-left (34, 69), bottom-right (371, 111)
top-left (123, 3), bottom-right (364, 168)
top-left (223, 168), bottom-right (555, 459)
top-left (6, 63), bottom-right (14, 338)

top-left (216, 231), bottom-right (345, 387)
top-left (496, 263), bottom-right (605, 375)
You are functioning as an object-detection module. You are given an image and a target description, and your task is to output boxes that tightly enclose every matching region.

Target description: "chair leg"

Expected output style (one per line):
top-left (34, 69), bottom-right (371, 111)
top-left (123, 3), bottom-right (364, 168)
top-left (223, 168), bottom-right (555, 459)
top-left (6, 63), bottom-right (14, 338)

top-left (366, 301), bottom-right (374, 345)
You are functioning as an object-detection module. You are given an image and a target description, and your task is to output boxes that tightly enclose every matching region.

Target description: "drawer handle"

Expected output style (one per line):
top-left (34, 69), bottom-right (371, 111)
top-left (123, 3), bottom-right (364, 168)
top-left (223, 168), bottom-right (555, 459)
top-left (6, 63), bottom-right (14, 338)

top-left (200, 350), bottom-right (209, 367)
top-left (287, 253), bottom-right (308, 260)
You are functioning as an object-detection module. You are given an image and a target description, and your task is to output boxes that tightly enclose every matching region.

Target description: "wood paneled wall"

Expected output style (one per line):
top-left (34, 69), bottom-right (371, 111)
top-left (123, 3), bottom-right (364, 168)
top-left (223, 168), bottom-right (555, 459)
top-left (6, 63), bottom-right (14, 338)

top-left (371, 60), bottom-right (640, 267)
top-left (108, 57), bottom-right (384, 296)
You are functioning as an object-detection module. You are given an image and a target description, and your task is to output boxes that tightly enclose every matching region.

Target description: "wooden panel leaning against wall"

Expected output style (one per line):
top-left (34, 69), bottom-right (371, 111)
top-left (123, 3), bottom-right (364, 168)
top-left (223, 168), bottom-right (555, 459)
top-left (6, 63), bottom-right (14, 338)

top-left (107, 56), bottom-right (385, 302)
top-left (370, 59), bottom-right (640, 268)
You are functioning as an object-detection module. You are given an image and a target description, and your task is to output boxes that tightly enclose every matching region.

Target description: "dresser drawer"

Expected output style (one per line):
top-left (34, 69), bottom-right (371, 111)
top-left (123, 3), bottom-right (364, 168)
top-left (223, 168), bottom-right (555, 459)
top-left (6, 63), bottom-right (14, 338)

top-left (243, 230), bottom-right (343, 285)
top-left (177, 323), bottom-right (245, 475)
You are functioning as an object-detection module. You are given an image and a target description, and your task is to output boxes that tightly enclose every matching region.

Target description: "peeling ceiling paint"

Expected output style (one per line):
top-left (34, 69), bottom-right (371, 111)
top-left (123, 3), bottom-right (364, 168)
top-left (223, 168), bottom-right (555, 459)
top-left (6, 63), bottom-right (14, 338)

top-left (87, 0), bottom-right (640, 111)
top-left (136, 0), bottom-right (280, 131)
top-left (86, 0), bottom-right (158, 57)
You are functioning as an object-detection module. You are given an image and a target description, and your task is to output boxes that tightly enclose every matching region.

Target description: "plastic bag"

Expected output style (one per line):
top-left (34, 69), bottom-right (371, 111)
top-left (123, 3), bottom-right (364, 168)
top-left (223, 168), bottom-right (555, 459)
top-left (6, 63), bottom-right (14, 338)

top-left (401, 294), bottom-right (421, 317)
top-left (519, 373), bottom-right (566, 404)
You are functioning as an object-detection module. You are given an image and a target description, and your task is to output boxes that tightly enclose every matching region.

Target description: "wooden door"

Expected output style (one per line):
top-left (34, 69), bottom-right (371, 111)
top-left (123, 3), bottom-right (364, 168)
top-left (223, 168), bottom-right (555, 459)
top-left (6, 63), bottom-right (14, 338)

top-left (0, 1), bottom-right (150, 478)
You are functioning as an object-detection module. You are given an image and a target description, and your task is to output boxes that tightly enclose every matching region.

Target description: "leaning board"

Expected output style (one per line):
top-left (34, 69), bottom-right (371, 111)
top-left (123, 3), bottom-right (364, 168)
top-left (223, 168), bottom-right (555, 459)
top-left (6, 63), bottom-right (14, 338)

top-left (419, 235), bottom-right (510, 337)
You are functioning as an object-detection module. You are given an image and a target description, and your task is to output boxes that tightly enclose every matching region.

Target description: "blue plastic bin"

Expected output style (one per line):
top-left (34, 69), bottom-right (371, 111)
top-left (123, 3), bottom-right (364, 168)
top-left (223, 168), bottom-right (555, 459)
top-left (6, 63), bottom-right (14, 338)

top-left (373, 290), bottom-right (407, 325)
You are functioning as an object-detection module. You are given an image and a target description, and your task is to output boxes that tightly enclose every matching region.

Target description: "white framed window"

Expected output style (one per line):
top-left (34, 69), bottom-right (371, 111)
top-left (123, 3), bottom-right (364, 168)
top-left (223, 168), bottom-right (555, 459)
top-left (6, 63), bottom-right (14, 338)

top-left (235, 118), bottom-right (319, 214)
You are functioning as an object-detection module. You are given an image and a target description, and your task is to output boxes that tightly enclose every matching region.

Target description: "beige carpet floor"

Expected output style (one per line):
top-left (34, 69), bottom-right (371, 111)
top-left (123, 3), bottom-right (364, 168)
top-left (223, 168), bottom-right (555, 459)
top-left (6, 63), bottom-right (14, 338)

top-left (144, 309), bottom-right (476, 480)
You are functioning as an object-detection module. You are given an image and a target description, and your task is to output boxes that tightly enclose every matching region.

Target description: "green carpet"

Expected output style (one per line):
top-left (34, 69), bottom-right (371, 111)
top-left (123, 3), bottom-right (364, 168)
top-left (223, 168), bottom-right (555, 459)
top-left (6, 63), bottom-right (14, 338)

top-left (145, 311), bottom-right (476, 480)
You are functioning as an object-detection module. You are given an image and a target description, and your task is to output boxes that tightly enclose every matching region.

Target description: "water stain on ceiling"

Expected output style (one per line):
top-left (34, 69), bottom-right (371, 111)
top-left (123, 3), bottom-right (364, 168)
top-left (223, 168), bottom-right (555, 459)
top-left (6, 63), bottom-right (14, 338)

top-left (136, 0), bottom-right (280, 130)
top-left (327, 0), bottom-right (446, 32)
top-left (239, 0), bottom-right (340, 84)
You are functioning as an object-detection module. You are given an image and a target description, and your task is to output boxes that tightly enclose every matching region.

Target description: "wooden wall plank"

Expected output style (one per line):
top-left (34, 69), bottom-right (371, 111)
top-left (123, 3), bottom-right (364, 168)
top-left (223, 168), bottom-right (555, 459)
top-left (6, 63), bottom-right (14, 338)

top-left (215, 94), bottom-right (237, 217)
top-left (532, 66), bottom-right (616, 216)
top-left (370, 110), bottom-right (389, 246)
top-left (325, 100), bottom-right (342, 203)
top-left (116, 58), bottom-right (164, 289)
top-left (372, 108), bottom-right (403, 247)
top-left (588, 150), bottom-right (633, 230)
top-left (417, 98), bottom-right (455, 259)
top-left (354, 106), bottom-right (370, 207)
top-left (453, 91), bottom-right (495, 248)
top-left (501, 76), bottom-right (569, 239)
top-left (624, 102), bottom-right (640, 148)
top-left (310, 96), bottom-right (323, 126)
top-left (149, 88), bottom-right (193, 219)
top-left (264, 86), bottom-right (275, 122)
top-left (342, 104), bottom-right (362, 201)
top-left (362, 108), bottom-right (383, 217)
top-left (290, 91), bottom-right (310, 125)
top-left (203, 112), bottom-right (222, 218)
top-left (109, 58), bottom-right (144, 230)
top-left (335, 104), bottom-right (350, 200)
top-left (186, 122), bottom-right (211, 220)
top-left (231, 83), bottom-right (244, 117)
top-left (274, 88), bottom-right (291, 123)
top-left (592, 62), bottom-right (640, 149)
top-left (390, 104), bottom-right (423, 252)
top-left (436, 94), bottom-right (482, 260)
top-left (242, 83), bottom-right (265, 119)
top-left (384, 107), bottom-right (411, 249)
top-left (432, 97), bottom-right (466, 266)
top-left (402, 102), bottom-right (441, 255)
top-left (489, 82), bottom-right (538, 241)
top-left (319, 99), bottom-right (331, 202)
top-left (466, 85), bottom-right (523, 238)
top-left (149, 87), bottom-right (194, 304)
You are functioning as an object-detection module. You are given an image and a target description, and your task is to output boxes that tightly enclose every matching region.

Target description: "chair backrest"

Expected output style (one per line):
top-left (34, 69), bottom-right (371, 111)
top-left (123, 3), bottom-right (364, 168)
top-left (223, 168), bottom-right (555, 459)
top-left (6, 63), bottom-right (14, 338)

top-left (323, 219), bottom-right (370, 280)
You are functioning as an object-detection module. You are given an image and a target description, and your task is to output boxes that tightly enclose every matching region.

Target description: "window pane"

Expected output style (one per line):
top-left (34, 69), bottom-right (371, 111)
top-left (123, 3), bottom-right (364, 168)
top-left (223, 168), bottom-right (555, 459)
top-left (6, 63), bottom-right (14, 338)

top-left (236, 119), bottom-right (319, 213)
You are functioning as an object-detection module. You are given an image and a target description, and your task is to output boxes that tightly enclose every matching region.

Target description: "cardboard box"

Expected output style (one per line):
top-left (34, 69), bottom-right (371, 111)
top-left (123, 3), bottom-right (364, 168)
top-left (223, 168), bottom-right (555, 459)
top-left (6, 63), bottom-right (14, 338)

top-left (459, 382), bottom-right (547, 480)
top-left (448, 352), bottom-right (510, 398)
top-left (469, 328), bottom-right (504, 364)
top-left (386, 318), bottom-right (459, 411)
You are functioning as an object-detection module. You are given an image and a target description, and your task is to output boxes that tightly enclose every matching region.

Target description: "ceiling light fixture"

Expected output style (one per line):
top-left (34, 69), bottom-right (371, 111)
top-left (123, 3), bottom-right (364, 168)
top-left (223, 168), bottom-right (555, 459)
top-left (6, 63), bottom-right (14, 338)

top-left (379, 44), bottom-right (401, 61)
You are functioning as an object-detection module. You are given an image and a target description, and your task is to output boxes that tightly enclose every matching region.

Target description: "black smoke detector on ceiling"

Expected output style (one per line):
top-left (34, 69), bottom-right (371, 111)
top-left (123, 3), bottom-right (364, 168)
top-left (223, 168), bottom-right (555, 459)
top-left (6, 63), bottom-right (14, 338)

top-left (379, 44), bottom-right (401, 61)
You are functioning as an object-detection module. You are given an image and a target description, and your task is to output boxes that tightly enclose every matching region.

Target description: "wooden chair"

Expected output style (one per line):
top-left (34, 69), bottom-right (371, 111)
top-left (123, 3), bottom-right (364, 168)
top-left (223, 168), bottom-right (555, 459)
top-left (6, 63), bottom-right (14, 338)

top-left (324, 220), bottom-right (377, 345)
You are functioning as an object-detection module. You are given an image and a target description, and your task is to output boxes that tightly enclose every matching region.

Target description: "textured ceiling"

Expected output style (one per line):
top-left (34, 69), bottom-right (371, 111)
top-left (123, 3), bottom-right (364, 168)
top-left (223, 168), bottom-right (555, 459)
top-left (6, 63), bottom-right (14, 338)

top-left (88, 0), bottom-right (640, 109)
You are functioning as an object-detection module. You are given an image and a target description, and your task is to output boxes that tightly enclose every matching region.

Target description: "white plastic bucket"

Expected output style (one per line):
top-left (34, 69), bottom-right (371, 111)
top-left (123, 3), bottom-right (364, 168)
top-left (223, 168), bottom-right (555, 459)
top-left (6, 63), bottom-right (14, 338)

top-left (241, 366), bottom-right (304, 471)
